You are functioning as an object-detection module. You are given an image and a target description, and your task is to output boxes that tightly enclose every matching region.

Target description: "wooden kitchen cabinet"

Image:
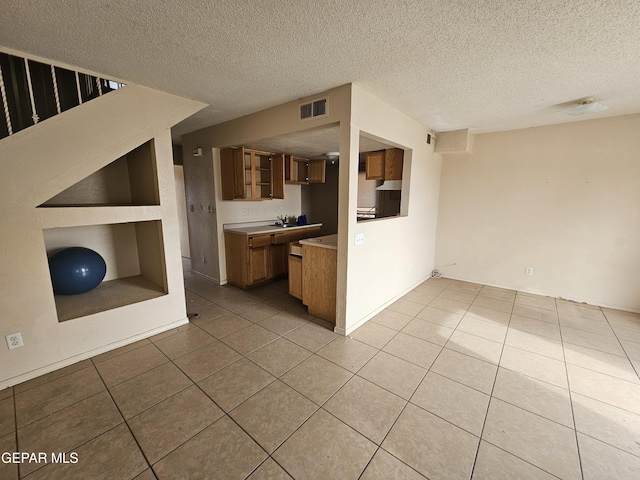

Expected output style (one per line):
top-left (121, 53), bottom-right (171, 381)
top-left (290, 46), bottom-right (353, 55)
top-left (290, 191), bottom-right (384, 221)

top-left (225, 232), bottom-right (271, 288)
top-left (225, 226), bottom-right (323, 289)
top-left (302, 244), bottom-right (337, 323)
top-left (365, 150), bottom-right (385, 180)
top-left (270, 226), bottom-right (322, 277)
top-left (365, 148), bottom-right (404, 181)
top-left (248, 234), bottom-right (271, 284)
top-left (220, 147), bottom-right (285, 200)
top-left (285, 155), bottom-right (326, 184)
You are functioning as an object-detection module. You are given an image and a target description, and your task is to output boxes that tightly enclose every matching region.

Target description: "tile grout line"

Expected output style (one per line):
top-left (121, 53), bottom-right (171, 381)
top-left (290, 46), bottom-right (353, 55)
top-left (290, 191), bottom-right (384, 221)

top-left (364, 284), bottom-right (476, 478)
top-left (472, 294), bottom-right (581, 478)
top-left (106, 335), bottom-right (260, 475)
top-left (464, 298), bottom-right (556, 477)
top-left (468, 296), bottom-right (515, 480)
top-left (600, 309), bottom-right (640, 381)
top-left (11, 360), bottom-right (96, 396)
top-left (90, 355), bottom-right (157, 475)
top-left (170, 316), bottom-right (332, 469)
top-left (556, 298), bottom-right (585, 480)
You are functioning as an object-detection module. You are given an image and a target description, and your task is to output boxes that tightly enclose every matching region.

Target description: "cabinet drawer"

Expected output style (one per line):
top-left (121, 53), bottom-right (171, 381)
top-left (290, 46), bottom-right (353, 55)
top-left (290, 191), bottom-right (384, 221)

top-left (271, 232), bottom-right (291, 244)
top-left (249, 234), bottom-right (271, 248)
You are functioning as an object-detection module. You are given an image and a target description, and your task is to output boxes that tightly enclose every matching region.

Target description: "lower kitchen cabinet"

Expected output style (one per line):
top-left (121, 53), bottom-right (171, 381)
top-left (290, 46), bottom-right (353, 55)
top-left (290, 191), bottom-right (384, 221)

top-left (302, 244), bottom-right (337, 323)
top-left (288, 238), bottom-right (337, 324)
top-left (248, 243), bottom-right (269, 284)
top-left (224, 226), bottom-right (323, 289)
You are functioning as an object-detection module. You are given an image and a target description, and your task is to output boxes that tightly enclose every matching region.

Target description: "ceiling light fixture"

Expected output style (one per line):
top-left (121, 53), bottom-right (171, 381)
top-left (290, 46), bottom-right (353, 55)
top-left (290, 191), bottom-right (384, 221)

top-left (324, 152), bottom-right (339, 164)
top-left (562, 98), bottom-right (608, 116)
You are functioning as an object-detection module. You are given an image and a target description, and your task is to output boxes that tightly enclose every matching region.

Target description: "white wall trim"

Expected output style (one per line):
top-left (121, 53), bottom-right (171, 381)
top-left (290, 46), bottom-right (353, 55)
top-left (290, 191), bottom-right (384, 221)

top-left (343, 274), bottom-right (432, 336)
top-left (0, 317), bottom-right (188, 391)
top-left (442, 274), bottom-right (640, 315)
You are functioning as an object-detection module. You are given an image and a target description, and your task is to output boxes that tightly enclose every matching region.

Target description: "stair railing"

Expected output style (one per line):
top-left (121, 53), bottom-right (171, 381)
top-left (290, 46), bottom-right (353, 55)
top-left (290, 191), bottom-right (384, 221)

top-left (0, 50), bottom-right (125, 140)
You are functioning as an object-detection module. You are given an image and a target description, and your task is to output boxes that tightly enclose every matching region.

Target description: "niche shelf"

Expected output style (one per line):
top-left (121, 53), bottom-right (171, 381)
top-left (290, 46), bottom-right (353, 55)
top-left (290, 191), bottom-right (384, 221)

top-left (38, 138), bottom-right (171, 322)
top-left (38, 140), bottom-right (159, 208)
top-left (44, 220), bottom-right (168, 322)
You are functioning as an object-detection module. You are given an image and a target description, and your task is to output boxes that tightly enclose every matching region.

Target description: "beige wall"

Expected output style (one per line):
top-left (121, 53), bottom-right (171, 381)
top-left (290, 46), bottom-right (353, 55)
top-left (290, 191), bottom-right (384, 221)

top-left (174, 165), bottom-right (191, 258)
top-left (0, 84), bottom-right (205, 389)
top-left (435, 114), bottom-right (640, 312)
top-left (341, 85), bottom-right (441, 333)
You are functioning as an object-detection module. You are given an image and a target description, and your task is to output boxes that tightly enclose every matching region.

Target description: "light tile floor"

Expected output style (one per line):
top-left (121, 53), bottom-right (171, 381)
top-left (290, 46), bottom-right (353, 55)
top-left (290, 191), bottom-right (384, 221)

top-left (2, 260), bottom-right (640, 479)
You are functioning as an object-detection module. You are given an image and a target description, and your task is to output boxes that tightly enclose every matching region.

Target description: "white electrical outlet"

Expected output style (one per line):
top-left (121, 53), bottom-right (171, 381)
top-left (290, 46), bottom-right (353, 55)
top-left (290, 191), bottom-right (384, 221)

top-left (6, 332), bottom-right (24, 350)
top-left (406, 266), bottom-right (410, 275)
top-left (525, 267), bottom-right (534, 276)
top-left (355, 233), bottom-right (365, 246)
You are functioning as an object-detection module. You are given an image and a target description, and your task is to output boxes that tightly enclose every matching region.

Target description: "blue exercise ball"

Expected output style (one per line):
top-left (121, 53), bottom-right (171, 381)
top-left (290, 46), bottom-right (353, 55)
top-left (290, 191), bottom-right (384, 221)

top-left (48, 247), bottom-right (107, 295)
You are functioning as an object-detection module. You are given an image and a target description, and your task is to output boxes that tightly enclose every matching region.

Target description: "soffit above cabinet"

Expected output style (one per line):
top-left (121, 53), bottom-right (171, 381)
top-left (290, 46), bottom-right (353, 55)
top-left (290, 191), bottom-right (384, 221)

top-left (241, 125), bottom-right (392, 160)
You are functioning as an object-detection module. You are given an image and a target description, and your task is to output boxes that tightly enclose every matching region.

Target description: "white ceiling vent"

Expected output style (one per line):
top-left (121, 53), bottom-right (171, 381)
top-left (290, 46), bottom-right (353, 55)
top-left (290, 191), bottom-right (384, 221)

top-left (299, 98), bottom-right (327, 120)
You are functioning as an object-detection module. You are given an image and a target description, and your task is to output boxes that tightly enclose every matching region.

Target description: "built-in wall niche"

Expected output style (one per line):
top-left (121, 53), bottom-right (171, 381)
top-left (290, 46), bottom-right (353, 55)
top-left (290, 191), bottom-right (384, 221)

top-left (43, 220), bottom-right (167, 322)
top-left (39, 140), bottom-right (159, 207)
top-left (357, 135), bottom-right (406, 221)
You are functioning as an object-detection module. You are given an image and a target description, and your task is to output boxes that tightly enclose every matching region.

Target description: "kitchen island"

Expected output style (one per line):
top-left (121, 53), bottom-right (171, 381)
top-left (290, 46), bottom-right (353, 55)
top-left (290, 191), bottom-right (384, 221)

top-left (289, 234), bottom-right (337, 323)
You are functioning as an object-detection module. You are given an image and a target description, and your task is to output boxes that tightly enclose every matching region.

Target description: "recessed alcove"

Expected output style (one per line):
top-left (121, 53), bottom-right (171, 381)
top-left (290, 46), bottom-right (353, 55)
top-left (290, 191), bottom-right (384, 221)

top-left (38, 140), bottom-right (159, 207)
top-left (43, 220), bottom-right (167, 322)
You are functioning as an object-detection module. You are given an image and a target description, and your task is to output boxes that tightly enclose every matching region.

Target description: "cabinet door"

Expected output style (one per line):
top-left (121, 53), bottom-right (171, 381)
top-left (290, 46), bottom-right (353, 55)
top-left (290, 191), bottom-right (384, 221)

top-left (271, 153), bottom-right (285, 199)
top-left (384, 148), bottom-right (404, 180)
top-left (365, 150), bottom-right (385, 180)
top-left (248, 246), bottom-right (269, 284)
top-left (220, 147), bottom-right (245, 200)
top-left (224, 232), bottom-right (247, 287)
top-left (221, 147), bottom-right (286, 201)
top-left (308, 160), bottom-right (326, 183)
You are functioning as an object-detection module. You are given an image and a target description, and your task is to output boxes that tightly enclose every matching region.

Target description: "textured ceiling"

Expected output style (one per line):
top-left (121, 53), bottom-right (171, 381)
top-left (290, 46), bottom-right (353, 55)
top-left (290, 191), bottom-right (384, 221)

top-left (2, 0), bottom-right (640, 144)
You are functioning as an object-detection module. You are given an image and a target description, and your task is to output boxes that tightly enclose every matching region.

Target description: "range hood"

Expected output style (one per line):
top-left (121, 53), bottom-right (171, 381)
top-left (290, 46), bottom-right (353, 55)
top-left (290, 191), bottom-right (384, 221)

top-left (376, 180), bottom-right (402, 191)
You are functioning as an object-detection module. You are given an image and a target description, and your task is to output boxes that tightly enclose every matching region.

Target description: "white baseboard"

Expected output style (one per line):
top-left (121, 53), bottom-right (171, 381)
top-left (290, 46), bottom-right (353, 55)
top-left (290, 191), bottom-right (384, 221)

top-left (0, 317), bottom-right (189, 391)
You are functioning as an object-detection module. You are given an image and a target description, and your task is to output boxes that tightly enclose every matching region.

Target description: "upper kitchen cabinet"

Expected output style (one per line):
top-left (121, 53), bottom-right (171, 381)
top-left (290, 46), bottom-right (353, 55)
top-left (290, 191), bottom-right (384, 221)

top-left (220, 147), bottom-right (285, 200)
top-left (365, 147), bottom-right (403, 181)
top-left (285, 155), bottom-right (326, 184)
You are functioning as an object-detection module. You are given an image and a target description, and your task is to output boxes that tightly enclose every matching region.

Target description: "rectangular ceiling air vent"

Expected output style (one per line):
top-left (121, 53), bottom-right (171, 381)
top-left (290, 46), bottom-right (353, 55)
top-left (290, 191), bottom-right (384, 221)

top-left (299, 98), bottom-right (327, 120)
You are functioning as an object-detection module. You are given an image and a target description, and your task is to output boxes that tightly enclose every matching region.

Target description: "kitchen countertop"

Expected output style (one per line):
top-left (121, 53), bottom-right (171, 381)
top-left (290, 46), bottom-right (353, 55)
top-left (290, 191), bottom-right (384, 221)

top-left (223, 221), bottom-right (322, 235)
top-left (299, 234), bottom-right (338, 250)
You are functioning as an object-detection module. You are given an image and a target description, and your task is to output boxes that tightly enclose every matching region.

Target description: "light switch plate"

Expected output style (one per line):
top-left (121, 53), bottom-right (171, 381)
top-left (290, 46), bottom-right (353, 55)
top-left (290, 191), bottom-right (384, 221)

top-left (355, 233), bottom-right (365, 246)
